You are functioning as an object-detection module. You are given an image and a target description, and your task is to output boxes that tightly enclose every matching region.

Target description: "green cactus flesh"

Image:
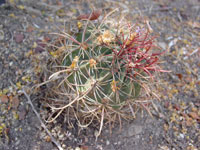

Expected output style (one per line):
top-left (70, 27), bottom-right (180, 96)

top-left (60, 27), bottom-right (141, 109)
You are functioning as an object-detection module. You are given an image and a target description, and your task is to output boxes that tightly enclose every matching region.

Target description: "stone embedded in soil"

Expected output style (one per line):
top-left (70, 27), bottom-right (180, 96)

top-left (14, 33), bottom-right (24, 43)
top-left (123, 124), bottom-right (143, 137)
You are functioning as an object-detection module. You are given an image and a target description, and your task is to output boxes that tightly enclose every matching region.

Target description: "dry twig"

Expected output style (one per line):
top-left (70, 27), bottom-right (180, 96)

top-left (20, 89), bottom-right (63, 150)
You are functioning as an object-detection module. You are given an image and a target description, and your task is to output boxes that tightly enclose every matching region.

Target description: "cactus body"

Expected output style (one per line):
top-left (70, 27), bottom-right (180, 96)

top-left (45, 15), bottom-right (166, 135)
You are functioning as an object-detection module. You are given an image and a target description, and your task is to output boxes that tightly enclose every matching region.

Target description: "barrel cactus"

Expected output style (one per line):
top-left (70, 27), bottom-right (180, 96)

top-left (41, 10), bottom-right (166, 136)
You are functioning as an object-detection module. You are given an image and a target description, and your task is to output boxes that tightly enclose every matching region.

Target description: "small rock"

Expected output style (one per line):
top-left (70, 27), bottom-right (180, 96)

top-left (0, 30), bottom-right (4, 40)
top-left (127, 124), bottom-right (143, 137)
top-left (15, 33), bottom-right (24, 43)
top-left (9, 61), bottom-right (13, 66)
top-left (106, 140), bottom-right (110, 145)
top-left (75, 147), bottom-right (81, 150)
top-left (15, 140), bottom-right (20, 146)
top-left (62, 144), bottom-right (66, 149)
top-left (118, 141), bottom-right (121, 145)
top-left (58, 134), bottom-right (64, 140)
top-left (178, 133), bottom-right (184, 139)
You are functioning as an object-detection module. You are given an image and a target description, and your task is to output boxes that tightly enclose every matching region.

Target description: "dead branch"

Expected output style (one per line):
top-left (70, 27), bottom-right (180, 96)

top-left (20, 89), bottom-right (63, 150)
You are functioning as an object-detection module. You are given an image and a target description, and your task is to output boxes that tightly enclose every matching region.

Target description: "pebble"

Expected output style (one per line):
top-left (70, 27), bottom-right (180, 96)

top-left (105, 129), bottom-right (109, 133)
top-left (106, 140), bottom-right (110, 145)
top-left (62, 144), bottom-right (66, 148)
top-left (75, 147), bottom-right (81, 150)
top-left (127, 124), bottom-right (143, 137)
top-left (40, 132), bottom-right (46, 139)
top-left (14, 33), bottom-right (24, 43)
top-left (15, 139), bottom-right (20, 146)
top-left (9, 61), bottom-right (13, 66)
top-left (178, 133), bottom-right (184, 139)
top-left (58, 134), bottom-right (64, 140)
top-left (27, 126), bottom-right (31, 131)
top-left (0, 30), bottom-right (4, 40)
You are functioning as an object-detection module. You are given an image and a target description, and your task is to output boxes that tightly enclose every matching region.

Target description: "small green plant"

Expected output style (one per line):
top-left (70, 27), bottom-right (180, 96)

top-left (39, 10), bottom-right (167, 137)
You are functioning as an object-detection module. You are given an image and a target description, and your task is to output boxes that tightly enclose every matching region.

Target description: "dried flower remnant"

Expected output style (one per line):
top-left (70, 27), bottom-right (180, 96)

top-left (70, 56), bottom-right (79, 69)
top-left (125, 32), bottom-right (137, 47)
top-left (111, 80), bottom-right (119, 92)
top-left (89, 59), bottom-right (97, 68)
top-left (77, 21), bottom-right (82, 29)
top-left (98, 30), bottom-right (114, 44)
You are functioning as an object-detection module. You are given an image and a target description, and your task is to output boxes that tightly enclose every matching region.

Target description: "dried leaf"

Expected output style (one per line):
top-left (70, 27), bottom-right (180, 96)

top-left (175, 73), bottom-right (183, 80)
top-left (77, 9), bottom-right (102, 21)
top-left (80, 145), bottom-right (89, 150)
top-left (0, 95), bottom-right (9, 103)
top-left (11, 96), bottom-right (20, 109)
top-left (56, 9), bottom-right (65, 17)
top-left (187, 20), bottom-right (200, 29)
top-left (16, 82), bottom-right (22, 89)
top-left (45, 136), bottom-right (51, 142)
top-left (34, 40), bottom-right (46, 53)
top-left (17, 5), bottom-right (25, 10)
top-left (188, 112), bottom-right (199, 120)
top-left (9, 13), bottom-right (16, 18)
top-left (26, 26), bottom-right (34, 32)
top-left (173, 104), bottom-right (180, 111)
top-left (186, 116), bottom-right (193, 126)
top-left (163, 124), bottom-right (169, 131)
top-left (13, 111), bottom-right (19, 120)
